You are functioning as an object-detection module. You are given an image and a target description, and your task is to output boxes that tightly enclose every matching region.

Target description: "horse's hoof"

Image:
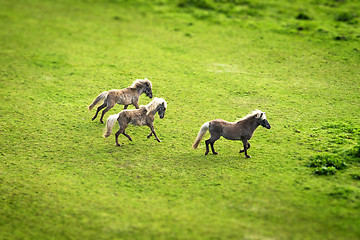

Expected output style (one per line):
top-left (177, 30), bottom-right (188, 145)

top-left (157, 140), bottom-right (161, 143)
top-left (205, 152), bottom-right (209, 156)
top-left (246, 155), bottom-right (251, 158)
top-left (239, 150), bottom-right (244, 153)
top-left (116, 144), bottom-right (121, 147)
top-left (213, 152), bottom-right (219, 155)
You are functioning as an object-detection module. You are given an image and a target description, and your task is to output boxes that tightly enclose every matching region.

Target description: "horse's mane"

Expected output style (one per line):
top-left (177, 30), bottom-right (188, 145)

top-left (238, 110), bottom-right (266, 122)
top-left (143, 97), bottom-right (167, 114)
top-left (130, 78), bottom-right (152, 89)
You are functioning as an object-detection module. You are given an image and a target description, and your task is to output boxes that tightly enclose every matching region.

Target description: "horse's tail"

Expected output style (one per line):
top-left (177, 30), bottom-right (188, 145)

top-left (192, 122), bottom-right (209, 149)
top-left (103, 114), bottom-right (119, 138)
top-left (88, 91), bottom-right (108, 111)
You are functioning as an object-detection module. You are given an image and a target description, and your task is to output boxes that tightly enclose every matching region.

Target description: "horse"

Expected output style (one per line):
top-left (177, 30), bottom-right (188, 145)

top-left (88, 78), bottom-right (153, 123)
top-left (192, 110), bottom-right (271, 158)
top-left (103, 97), bottom-right (167, 147)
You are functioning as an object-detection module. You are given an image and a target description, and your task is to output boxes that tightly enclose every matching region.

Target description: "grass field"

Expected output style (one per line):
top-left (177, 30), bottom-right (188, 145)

top-left (1, 0), bottom-right (359, 239)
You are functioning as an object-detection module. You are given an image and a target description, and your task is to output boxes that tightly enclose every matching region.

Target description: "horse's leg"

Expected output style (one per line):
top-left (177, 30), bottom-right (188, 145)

top-left (115, 129), bottom-right (122, 147)
top-left (147, 132), bottom-right (153, 138)
top-left (92, 102), bottom-right (107, 121)
top-left (241, 139), bottom-right (251, 158)
top-left (114, 123), bottom-right (128, 146)
top-left (152, 131), bottom-right (161, 142)
top-left (239, 141), bottom-right (250, 153)
top-left (100, 101), bottom-right (115, 124)
top-left (133, 102), bottom-right (140, 109)
top-left (148, 124), bottom-right (161, 142)
top-left (210, 141), bottom-right (218, 155)
top-left (205, 139), bottom-right (210, 155)
top-left (122, 130), bottom-right (132, 141)
top-left (205, 133), bottom-right (220, 155)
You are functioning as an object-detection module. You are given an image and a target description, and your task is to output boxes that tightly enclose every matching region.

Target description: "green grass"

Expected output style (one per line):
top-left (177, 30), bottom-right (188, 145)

top-left (1, 0), bottom-right (360, 239)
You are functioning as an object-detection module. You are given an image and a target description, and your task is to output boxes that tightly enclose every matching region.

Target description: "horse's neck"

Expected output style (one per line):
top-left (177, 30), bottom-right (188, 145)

top-left (240, 117), bottom-right (259, 134)
top-left (138, 106), bottom-right (147, 114)
top-left (137, 86), bottom-right (145, 95)
top-left (150, 108), bottom-right (158, 117)
top-left (145, 111), bottom-right (156, 120)
top-left (143, 105), bottom-right (157, 117)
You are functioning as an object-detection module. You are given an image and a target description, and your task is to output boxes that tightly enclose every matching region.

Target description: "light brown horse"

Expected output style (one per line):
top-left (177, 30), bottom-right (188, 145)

top-left (103, 97), bottom-right (167, 147)
top-left (192, 110), bottom-right (271, 158)
top-left (88, 78), bottom-right (153, 123)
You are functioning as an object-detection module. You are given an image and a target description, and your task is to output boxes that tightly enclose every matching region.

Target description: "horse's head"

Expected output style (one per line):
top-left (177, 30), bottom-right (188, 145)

top-left (144, 85), bottom-right (153, 98)
top-left (157, 102), bottom-right (167, 119)
top-left (146, 97), bottom-right (167, 118)
top-left (256, 112), bottom-right (271, 129)
top-left (143, 79), bottom-right (153, 98)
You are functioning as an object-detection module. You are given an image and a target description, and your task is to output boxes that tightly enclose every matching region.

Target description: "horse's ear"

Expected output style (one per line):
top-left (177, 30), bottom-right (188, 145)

top-left (162, 102), bottom-right (167, 109)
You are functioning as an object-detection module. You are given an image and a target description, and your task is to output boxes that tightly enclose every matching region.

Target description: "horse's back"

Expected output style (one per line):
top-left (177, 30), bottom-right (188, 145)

top-left (209, 119), bottom-right (234, 127)
top-left (209, 119), bottom-right (241, 140)
top-left (106, 88), bottom-right (135, 105)
top-left (119, 107), bottom-right (147, 126)
top-left (209, 119), bottom-right (230, 132)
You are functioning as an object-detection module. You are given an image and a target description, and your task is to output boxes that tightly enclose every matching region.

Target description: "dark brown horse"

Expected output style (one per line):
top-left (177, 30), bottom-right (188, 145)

top-left (192, 110), bottom-right (271, 158)
top-left (88, 78), bottom-right (153, 123)
top-left (103, 97), bottom-right (167, 147)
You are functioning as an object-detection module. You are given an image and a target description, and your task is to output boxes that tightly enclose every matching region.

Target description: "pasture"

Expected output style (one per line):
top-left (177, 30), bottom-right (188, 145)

top-left (0, 0), bottom-right (359, 239)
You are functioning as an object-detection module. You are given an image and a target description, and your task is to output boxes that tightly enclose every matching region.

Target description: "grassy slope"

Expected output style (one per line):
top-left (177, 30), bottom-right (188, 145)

top-left (0, 0), bottom-right (359, 239)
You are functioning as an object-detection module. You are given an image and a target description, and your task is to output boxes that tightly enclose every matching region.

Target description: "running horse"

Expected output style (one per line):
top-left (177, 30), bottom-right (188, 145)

top-left (192, 110), bottom-right (271, 158)
top-left (103, 97), bottom-right (167, 147)
top-left (88, 78), bottom-right (153, 123)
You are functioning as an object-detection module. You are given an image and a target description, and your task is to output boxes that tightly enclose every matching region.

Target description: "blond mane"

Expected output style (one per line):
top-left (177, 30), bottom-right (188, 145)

top-left (143, 97), bottom-right (167, 115)
top-left (130, 78), bottom-right (152, 89)
top-left (239, 110), bottom-right (266, 121)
